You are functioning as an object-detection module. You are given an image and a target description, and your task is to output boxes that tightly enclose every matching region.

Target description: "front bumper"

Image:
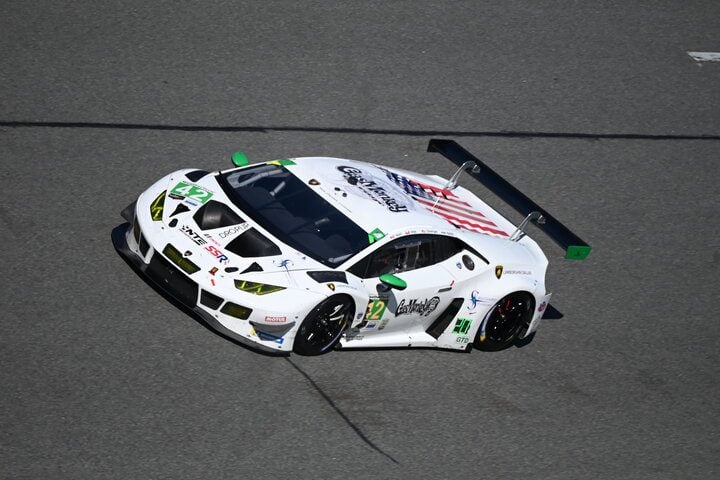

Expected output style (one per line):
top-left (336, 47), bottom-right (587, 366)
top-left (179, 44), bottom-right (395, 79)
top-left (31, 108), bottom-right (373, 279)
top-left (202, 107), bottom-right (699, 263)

top-left (112, 222), bottom-right (288, 356)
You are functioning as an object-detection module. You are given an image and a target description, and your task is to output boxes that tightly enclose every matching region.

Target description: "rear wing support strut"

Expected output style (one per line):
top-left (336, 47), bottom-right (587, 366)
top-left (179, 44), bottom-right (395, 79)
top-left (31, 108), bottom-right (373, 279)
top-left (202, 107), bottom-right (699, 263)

top-left (427, 139), bottom-right (591, 260)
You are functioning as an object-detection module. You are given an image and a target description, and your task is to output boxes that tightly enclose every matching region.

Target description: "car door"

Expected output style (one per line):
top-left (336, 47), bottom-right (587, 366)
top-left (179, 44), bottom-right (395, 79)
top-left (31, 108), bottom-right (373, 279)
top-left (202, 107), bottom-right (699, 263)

top-left (347, 235), bottom-right (457, 344)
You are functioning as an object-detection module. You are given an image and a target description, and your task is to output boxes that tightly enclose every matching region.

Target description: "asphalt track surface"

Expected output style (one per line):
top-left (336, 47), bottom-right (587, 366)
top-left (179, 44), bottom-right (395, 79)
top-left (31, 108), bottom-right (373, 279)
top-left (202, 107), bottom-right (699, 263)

top-left (1, 2), bottom-right (719, 479)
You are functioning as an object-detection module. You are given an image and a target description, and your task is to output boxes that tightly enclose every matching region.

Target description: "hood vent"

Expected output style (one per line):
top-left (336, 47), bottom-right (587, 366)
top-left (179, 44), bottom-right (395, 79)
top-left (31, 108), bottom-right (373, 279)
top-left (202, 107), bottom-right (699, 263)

top-left (241, 262), bottom-right (263, 274)
top-left (185, 170), bottom-right (210, 181)
top-left (170, 203), bottom-right (190, 217)
top-left (193, 200), bottom-right (244, 230)
top-left (307, 271), bottom-right (347, 284)
top-left (226, 228), bottom-right (281, 257)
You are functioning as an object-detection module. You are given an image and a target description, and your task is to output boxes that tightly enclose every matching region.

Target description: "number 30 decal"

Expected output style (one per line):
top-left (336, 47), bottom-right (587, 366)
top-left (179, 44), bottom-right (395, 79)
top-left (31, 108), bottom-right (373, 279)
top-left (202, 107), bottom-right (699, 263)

top-left (170, 181), bottom-right (214, 204)
top-left (365, 298), bottom-right (388, 320)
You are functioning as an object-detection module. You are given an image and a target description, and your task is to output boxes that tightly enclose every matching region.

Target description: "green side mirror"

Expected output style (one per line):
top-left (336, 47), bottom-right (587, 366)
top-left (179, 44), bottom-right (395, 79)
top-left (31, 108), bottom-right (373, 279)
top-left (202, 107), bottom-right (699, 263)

top-left (231, 151), bottom-right (249, 167)
top-left (379, 273), bottom-right (407, 291)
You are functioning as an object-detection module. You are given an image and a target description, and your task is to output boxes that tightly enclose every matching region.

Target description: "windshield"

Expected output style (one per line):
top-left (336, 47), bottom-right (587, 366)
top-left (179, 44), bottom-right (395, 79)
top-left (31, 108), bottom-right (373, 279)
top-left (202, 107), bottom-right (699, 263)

top-left (219, 164), bottom-right (370, 267)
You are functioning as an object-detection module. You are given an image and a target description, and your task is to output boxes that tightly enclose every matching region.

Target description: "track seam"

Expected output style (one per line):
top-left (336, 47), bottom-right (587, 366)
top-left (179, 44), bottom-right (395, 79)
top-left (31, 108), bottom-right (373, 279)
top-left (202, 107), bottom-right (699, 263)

top-left (1, 120), bottom-right (719, 141)
top-left (284, 357), bottom-right (399, 465)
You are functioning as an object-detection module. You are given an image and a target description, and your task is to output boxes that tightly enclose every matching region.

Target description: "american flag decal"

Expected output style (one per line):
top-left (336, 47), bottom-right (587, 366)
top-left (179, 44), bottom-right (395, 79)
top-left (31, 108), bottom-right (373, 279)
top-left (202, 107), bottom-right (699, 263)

top-left (384, 170), bottom-right (508, 237)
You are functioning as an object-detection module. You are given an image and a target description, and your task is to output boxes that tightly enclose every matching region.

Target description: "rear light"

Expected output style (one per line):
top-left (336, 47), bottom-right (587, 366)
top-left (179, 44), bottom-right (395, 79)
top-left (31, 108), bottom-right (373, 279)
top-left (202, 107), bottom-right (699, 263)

top-left (162, 244), bottom-right (200, 274)
top-left (220, 302), bottom-right (252, 320)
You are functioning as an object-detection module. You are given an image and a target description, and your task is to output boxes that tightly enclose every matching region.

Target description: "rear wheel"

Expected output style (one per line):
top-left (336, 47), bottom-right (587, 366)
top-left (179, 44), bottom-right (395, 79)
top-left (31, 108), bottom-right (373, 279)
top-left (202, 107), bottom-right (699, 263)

top-left (293, 295), bottom-right (354, 356)
top-left (475, 292), bottom-right (534, 351)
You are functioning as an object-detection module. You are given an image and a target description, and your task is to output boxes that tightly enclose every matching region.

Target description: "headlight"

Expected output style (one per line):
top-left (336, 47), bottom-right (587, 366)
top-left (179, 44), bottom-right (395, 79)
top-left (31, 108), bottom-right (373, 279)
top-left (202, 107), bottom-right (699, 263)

top-left (150, 190), bottom-right (166, 221)
top-left (234, 279), bottom-right (285, 295)
top-left (162, 244), bottom-right (200, 274)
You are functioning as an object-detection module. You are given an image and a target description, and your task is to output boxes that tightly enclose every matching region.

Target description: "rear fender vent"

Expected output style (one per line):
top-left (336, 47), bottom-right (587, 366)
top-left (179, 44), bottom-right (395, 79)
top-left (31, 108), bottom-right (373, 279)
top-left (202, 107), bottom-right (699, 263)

top-left (426, 298), bottom-right (464, 339)
top-left (193, 200), bottom-right (244, 230)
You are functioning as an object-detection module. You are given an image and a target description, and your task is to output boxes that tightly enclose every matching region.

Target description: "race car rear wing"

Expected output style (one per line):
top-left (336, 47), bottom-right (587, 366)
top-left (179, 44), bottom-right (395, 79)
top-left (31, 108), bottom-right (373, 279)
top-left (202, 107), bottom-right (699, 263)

top-left (427, 139), bottom-right (591, 260)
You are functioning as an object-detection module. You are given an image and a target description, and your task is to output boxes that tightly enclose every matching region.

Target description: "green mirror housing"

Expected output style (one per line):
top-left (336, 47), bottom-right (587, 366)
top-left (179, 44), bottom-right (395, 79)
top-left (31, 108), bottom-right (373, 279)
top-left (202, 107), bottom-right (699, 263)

top-left (231, 151), bottom-right (249, 167)
top-left (379, 273), bottom-right (407, 291)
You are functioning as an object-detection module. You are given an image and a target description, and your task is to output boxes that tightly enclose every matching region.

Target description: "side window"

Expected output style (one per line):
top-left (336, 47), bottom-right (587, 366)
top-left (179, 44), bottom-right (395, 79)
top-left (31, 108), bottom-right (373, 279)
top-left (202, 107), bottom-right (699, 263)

top-left (432, 236), bottom-right (465, 263)
top-left (348, 235), bottom-right (435, 278)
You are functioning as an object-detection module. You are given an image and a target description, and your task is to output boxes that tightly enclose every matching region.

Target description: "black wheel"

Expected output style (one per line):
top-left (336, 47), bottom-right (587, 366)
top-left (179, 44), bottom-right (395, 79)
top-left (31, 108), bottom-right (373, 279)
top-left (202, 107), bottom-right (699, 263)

top-left (474, 291), bottom-right (534, 351)
top-left (293, 295), bottom-right (354, 356)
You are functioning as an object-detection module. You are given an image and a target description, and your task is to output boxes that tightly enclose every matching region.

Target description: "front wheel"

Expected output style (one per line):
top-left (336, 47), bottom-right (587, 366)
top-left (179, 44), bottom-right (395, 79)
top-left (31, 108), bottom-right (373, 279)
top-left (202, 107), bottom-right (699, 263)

top-left (293, 295), bottom-right (355, 356)
top-left (474, 291), bottom-right (534, 351)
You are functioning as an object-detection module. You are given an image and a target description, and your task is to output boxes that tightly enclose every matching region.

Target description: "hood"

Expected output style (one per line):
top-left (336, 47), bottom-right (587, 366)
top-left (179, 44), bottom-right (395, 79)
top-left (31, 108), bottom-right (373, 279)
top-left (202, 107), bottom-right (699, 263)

top-left (156, 169), bottom-right (329, 278)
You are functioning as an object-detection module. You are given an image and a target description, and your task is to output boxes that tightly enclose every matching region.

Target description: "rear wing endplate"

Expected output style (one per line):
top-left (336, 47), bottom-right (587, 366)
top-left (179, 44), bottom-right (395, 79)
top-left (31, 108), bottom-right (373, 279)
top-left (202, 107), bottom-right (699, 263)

top-left (427, 139), bottom-right (591, 260)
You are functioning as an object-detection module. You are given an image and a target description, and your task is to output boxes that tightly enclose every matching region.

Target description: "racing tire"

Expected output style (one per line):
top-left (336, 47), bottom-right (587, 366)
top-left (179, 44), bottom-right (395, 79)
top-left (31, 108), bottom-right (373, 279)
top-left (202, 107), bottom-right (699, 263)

top-left (293, 295), bottom-right (355, 356)
top-left (474, 291), bottom-right (534, 352)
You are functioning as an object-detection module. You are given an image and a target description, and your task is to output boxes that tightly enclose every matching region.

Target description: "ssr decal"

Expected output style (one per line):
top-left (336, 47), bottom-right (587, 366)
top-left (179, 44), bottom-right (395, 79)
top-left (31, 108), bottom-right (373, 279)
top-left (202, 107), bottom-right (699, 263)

top-left (396, 297), bottom-right (440, 317)
top-left (180, 225), bottom-right (207, 245)
top-left (170, 181), bottom-right (214, 204)
top-left (337, 166), bottom-right (409, 212)
top-left (265, 316), bottom-right (287, 323)
top-left (364, 297), bottom-right (388, 320)
top-left (205, 245), bottom-right (229, 264)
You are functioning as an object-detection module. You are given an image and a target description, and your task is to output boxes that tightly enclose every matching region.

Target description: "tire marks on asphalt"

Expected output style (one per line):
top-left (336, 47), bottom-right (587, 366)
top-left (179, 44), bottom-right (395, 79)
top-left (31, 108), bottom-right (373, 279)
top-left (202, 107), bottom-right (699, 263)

top-left (284, 358), bottom-right (399, 465)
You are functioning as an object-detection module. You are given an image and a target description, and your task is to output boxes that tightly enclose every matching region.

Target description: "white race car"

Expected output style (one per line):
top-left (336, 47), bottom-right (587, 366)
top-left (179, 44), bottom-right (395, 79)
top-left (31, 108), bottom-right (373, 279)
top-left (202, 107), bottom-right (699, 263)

top-left (113, 140), bottom-right (590, 355)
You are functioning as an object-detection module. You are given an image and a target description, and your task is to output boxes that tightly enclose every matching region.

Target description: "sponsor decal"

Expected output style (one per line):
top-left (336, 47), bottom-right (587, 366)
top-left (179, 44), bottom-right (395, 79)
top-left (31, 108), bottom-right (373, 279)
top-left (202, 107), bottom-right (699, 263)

top-left (538, 301), bottom-right (547, 312)
top-left (368, 227), bottom-right (385, 244)
top-left (378, 318), bottom-right (390, 330)
top-left (365, 322), bottom-right (377, 329)
top-left (505, 269), bottom-right (532, 275)
top-left (456, 336), bottom-right (469, 343)
top-left (327, 283), bottom-right (335, 291)
top-left (180, 225), bottom-right (207, 245)
top-left (205, 245), bottom-right (229, 264)
top-left (364, 297), bottom-right (388, 320)
top-left (275, 259), bottom-right (293, 270)
top-left (203, 233), bottom-right (222, 247)
top-left (456, 261), bottom-right (462, 269)
top-left (337, 166), bottom-right (409, 213)
top-left (265, 316), bottom-right (287, 323)
top-left (467, 290), bottom-right (494, 313)
top-left (169, 192), bottom-right (184, 200)
top-left (452, 318), bottom-right (472, 335)
top-left (170, 181), bottom-right (214, 204)
top-left (218, 225), bottom-right (247, 239)
top-left (495, 265), bottom-right (504, 279)
top-left (396, 297), bottom-right (440, 317)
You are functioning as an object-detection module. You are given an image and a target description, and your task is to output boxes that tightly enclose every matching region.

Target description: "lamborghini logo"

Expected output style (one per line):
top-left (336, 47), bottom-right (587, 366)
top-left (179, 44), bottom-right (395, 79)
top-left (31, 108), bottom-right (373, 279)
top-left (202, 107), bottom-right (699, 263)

top-left (327, 283), bottom-right (335, 291)
top-left (495, 265), bottom-right (503, 279)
